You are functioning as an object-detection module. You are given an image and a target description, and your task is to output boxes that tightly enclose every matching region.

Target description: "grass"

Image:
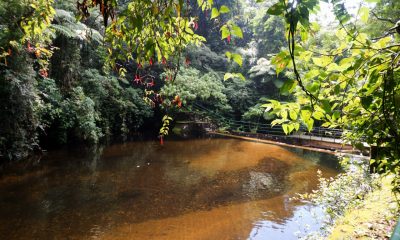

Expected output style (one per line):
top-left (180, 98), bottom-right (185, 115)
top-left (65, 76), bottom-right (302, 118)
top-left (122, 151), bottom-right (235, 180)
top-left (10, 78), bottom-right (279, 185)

top-left (328, 175), bottom-right (399, 240)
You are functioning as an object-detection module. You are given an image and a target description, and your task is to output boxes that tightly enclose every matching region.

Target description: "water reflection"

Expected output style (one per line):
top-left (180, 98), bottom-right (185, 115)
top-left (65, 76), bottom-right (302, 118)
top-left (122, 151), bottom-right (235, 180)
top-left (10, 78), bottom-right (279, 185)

top-left (0, 138), bottom-right (339, 239)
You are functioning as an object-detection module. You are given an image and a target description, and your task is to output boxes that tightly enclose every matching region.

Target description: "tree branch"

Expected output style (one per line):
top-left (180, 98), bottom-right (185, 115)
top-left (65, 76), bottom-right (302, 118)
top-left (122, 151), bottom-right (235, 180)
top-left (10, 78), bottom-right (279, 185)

top-left (371, 11), bottom-right (396, 24)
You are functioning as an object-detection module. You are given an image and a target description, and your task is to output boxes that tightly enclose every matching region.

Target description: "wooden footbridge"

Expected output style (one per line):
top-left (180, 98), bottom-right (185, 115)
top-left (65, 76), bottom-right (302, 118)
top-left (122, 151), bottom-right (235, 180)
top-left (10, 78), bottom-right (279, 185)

top-left (186, 103), bottom-right (365, 155)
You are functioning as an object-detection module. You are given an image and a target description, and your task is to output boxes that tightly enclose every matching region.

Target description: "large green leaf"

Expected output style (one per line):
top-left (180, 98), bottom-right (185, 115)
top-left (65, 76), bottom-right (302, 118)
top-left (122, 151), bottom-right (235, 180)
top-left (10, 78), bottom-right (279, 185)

top-left (219, 5), bottom-right (230, 13)
top-left (231, 25), bottom-right (243, 38)
top-left (280, 79), bottom-right (297, 95)
top-left (267, 2), bottom-right (285, 15)
top-left (220, 25), bottom-right (230, 39)
top-left (232, 53), bottom-right (243, 67)
top-left (211, 8), bottom-right (219, 19)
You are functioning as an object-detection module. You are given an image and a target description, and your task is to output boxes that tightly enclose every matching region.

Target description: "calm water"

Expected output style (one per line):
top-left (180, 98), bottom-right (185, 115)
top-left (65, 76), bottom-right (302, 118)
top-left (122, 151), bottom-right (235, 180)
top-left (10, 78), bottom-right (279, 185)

top-left (0, 138), bottom-right (339, 239)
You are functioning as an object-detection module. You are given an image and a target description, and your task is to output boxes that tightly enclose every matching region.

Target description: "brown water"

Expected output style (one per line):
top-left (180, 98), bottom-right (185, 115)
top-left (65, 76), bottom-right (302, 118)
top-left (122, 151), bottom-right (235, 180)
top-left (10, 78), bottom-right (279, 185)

top-left (0, 138), bottom-right (339, 240)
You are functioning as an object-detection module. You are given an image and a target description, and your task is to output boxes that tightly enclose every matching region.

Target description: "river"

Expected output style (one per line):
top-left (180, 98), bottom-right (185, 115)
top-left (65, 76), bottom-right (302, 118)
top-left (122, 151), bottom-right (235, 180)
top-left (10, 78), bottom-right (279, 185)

top-left (0, 138), bottom-right (339, 239)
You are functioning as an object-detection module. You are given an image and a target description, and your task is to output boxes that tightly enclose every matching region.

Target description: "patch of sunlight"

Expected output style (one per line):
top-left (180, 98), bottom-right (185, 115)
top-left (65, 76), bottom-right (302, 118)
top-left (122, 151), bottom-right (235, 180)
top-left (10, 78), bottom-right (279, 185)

top-left (328, 175), bottom-right (399, 240)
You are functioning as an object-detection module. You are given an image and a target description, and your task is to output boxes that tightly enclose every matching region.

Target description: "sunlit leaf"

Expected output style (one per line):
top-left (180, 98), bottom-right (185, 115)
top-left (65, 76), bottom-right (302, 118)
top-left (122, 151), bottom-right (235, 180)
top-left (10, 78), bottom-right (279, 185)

top-left (360, 7), bottom-right (370, 23)
top-left (231, 25), bottom-right (243, 38)
top-left (219, 5), bottom-right (230, 14)
top-left (211, 7), bottom-right (219, 19)
top-left (232, 53), bottom-right (243, 66)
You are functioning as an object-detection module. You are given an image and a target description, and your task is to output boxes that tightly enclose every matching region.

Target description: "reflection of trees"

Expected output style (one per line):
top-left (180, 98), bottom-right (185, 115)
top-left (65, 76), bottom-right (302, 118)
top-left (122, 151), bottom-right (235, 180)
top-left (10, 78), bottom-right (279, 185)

top-left (287, 148), bottom-right (340, 170)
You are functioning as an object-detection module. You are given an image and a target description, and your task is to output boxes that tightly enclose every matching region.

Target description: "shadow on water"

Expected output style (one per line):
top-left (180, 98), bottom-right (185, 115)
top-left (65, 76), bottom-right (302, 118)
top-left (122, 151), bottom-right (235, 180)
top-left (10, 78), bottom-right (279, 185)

top-left (0, 138), bottom-right (339, 239)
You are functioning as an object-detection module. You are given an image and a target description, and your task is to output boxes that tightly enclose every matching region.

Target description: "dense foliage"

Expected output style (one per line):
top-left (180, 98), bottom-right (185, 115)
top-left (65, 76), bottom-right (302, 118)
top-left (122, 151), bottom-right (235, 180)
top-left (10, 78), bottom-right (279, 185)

top-left (0, 0), bottom-right (284, 160)
top-left (0, 0), bottom-right (153, 161)
top-left (260, 0), bottom-right (400, 190)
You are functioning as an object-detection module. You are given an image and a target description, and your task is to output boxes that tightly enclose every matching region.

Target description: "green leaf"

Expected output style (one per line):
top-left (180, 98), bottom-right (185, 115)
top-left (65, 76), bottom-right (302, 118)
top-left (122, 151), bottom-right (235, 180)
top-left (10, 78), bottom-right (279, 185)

top-left (307, 81), bottom-right (320, 94)
top-left (361, 96), bottom-right (373, 109)
top-left (280, 79), bottom-right (297, 95)
top-left (321, 122), bottom-right (331, 127)
top-left (372, 37), bottom-right (392, 48)
top-left (272, 51), bottom-right (290, 75)
top-left (211, 8), bottom-right (220, 19)
top-left (281, 110), bottom-right (288, 119)
top-left (231, 25), bottom-right (243, 38)
top-left (219, 5), bottom-right (230, 14)
top-left (301, 109), bottom-right (312, 122)
top-left (332, 111), bottom-right (340, 121)
top-left (305, 118), bottom-right (314, 132)
top-left (289, 110), bottom-right (298, 120)
top-left (365, 76), bottom-right (382, 95)
top-left (224, 72), bottom-right (245, 81)
top-left (267, 2), bottom-right (285, 15)
top-left (224, 73), bottom-right (233, 81)
top-left (225, 51), bottom-right (232, 60)
top-left (304, 69), bottom-right (320, 80)
top-left (232, 53), bottom-right (243, 67)
top-left (235, 73), bottom-right (245, 81)
top-left (360, 7), bottom-right (369, 23)
top-left (312, 111), bottom-right (325, 120)
top-left (282, 124), bottom-right (289, 135)
top-left (132, 17), bottom-right (143, 31)
top-left (312, 56), bottom-right (333, 67)
top-left (321, 100), bottom-right (332, 113)
top-left (220, 25), bottom-right (230, 39)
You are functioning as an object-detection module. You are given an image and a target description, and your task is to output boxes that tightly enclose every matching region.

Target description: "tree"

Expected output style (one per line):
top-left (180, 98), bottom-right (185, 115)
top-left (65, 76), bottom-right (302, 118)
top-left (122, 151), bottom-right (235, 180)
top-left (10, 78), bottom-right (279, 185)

top-left (0, 0), bottom-right (55, 160)
top-left (262, 0), bottom-right (400, 190)
top-left (160, 67), bottom-right (231, 112)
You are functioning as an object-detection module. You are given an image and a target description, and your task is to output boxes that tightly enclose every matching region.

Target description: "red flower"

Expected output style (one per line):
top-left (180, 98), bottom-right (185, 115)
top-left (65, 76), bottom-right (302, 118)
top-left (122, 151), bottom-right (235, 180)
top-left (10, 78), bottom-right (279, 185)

top-left (39, 69), bottom-right (48, 78)
top-left (162, 57), bottom-right (167, 65)
top-left (227, 35), bottom-right (231, 44)
top-left (172, 95), bottom-right (182, 108)
top-left (194, 21), bottom-right (199, 31)
top-left (27, 42), bottom-right (34, 53)
top-left (133, 74), bottom-right (142, 84)
top-left (149, 58), bottom-right (153, 66)
top-left (185, 57), bottom-right (190, 66)
top-left (147, 79), bottom-right (155, 87)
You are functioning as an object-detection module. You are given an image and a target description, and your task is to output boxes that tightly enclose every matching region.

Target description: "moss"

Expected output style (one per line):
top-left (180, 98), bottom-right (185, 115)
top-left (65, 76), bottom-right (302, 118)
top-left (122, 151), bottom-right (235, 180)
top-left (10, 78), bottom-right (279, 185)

top-left (328, 175), bottom-right (399, 240)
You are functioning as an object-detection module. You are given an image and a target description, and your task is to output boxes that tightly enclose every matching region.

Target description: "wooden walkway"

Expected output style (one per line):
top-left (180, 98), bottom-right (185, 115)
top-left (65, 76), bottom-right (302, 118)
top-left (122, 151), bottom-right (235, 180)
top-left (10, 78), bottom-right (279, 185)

top-left (209, 131), bottom-right (364, 156)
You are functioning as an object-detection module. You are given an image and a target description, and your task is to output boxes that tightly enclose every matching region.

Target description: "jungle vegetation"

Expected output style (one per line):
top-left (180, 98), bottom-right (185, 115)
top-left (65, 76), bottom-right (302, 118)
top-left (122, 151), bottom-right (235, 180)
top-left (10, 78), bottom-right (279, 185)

top-left (0, 0), bottom-right (288, 160)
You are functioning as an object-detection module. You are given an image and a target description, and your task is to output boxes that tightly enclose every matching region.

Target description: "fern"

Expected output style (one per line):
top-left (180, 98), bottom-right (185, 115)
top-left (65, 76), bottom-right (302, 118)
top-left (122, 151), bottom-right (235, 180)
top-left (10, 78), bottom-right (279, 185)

top-left (54, 9), bottom-right (75, 23)
top-left (51, 24), bottom-right (77, 39)
top-left (51, 9), bottom-right (103, 43)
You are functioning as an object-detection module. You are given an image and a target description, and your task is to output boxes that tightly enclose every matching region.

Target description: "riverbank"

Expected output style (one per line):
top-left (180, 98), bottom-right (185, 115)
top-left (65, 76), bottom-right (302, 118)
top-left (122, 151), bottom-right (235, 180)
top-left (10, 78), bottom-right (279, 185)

top-left (328, 175), bottom-right (399, 239)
